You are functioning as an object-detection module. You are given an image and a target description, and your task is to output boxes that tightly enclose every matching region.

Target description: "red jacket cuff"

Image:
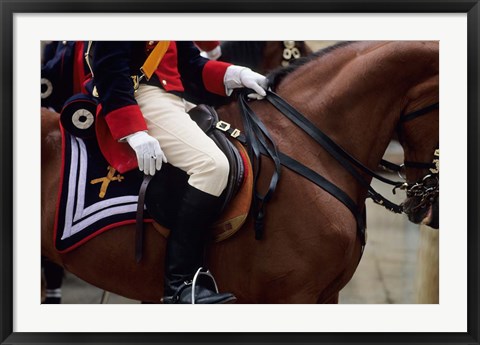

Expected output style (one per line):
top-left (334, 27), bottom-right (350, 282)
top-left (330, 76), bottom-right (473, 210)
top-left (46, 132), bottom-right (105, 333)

top-left (104, 105), bottom-right (148, 140)
top-left (202, 60), bottom-right (231, 96)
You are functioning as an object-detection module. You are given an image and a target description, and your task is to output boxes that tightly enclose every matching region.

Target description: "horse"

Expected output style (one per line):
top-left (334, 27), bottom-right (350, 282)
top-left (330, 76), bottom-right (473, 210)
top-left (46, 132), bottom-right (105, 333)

top-left (41, 41), bottom-right (439, 303)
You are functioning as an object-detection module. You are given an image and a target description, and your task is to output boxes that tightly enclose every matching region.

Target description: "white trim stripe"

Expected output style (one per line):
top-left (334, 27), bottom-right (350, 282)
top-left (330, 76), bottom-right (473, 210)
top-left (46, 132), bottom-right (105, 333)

top-left (60, 136), bottom-right (140, 241)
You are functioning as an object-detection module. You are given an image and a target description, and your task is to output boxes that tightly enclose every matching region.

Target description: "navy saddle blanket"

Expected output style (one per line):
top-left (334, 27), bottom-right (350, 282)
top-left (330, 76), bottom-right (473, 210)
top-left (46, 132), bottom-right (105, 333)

top-left (54, 125), bottom-right (151, 252)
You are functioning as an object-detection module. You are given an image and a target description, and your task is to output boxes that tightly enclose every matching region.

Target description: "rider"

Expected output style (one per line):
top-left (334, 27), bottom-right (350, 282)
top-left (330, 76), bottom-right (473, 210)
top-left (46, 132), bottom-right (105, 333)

top-left (90, 41), bottom-right (268, 304)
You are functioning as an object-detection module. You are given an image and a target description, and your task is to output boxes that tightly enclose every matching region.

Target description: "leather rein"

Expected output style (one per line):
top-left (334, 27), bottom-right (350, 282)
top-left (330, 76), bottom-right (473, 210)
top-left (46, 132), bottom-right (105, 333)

top-left (238, 90), bottom-right (439, 246)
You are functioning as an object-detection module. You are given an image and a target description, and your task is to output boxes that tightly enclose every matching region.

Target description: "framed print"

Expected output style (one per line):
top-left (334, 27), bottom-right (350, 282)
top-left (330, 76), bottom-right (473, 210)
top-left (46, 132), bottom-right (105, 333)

top-left (1, 1), bottom-right (479, 344)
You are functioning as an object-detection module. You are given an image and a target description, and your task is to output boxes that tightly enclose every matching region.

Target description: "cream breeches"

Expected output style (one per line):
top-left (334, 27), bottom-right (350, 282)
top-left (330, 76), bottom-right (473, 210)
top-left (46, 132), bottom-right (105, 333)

top-left (135, 84), bottom-right (229, 197)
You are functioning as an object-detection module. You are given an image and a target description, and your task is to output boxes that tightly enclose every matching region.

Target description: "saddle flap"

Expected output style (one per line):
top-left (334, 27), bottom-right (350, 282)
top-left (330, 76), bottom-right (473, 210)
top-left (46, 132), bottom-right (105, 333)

top-left (188, 104), bottom-right (217, 133)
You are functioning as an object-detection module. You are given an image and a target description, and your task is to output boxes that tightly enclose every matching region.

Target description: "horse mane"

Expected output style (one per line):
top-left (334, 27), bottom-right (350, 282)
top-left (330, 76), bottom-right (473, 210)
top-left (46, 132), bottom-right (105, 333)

top-left (267, 41), bottom-right (355, 90)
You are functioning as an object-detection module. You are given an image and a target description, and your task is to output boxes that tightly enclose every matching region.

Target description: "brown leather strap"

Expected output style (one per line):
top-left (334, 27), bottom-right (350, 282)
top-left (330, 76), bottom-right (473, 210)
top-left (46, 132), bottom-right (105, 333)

top-left (136, 174), bottom-right (153, 263)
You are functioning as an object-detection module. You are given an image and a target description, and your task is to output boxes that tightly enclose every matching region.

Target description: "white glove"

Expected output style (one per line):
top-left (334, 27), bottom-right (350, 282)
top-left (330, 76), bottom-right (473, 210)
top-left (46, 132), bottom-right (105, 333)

top-left (125, 131), bottom-right (167, 176)
top-left (224, 65), bottom-right (268, 99)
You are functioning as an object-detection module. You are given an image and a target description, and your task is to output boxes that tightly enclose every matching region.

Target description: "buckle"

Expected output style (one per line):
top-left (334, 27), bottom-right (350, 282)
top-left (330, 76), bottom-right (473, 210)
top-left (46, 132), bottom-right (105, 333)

top-left (230, 128), bottom-right (241, 138)
top-left (131, 74), bottom-right (144, 91)
top-left (216, 121), bottom-right (242, 138)
top-left (216, 121), bottom-right (231, 132)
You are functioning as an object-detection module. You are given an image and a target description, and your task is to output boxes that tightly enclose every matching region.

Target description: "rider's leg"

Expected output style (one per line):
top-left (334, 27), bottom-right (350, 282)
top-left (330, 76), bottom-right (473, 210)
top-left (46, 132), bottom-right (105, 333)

top-left (162, 184), bottom-right (236, 303)
top-left (135, 84), bottom-right (235, 303)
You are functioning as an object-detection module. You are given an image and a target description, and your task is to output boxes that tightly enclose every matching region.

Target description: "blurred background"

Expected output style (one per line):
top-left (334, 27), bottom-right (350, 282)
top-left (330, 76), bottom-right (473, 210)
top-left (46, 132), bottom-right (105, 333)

top-left (41, 40), bottom-right (439, 304)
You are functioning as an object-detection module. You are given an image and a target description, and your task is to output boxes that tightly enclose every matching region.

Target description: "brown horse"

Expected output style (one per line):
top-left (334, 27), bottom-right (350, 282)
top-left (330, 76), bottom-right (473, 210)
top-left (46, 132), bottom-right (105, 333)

top-left (41, 41), bottom-right (439, 303)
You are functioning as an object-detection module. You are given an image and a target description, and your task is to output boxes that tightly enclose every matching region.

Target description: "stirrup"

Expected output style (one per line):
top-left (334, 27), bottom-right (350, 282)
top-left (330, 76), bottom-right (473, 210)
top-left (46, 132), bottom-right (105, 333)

top-left (191, 267), bottom-right (219, 304)
top-left (161, 267), bottom-right (223, 304)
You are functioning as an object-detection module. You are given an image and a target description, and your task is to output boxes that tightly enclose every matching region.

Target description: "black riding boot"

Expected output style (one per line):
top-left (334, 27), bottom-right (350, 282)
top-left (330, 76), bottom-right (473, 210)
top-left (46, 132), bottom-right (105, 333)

top-left (162, 185), bottom-right (236, 304)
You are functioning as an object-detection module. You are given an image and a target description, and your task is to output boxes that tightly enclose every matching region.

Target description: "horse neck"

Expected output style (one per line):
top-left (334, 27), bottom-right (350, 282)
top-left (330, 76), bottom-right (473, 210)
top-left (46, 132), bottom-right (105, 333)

top-left (272, 41), bottom-right (439, 174)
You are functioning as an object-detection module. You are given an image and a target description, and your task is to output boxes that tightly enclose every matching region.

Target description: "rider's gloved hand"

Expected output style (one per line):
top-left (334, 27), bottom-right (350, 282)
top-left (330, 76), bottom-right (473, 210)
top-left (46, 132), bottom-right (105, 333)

top-left (224, 65), bottom-right (268, 99)
top-left (124, 131), bottom-right (167, 176)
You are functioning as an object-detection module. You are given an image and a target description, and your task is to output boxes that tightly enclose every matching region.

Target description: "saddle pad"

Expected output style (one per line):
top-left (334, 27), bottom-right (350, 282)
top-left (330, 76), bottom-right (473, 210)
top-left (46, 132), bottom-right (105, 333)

top-left (210, 141), bottom-right (253, 242)
top-left (55, 122), bottom-right (252, 252)
top-left (54, 123), bottom-right (151, 253)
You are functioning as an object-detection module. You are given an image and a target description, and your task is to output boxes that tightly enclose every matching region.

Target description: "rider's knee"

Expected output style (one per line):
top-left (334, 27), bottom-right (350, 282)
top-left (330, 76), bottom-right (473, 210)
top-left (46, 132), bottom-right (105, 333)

top-left (195, 151), bottom-right (230, 196)
top-left (209, 151), bottom-right (230, 186)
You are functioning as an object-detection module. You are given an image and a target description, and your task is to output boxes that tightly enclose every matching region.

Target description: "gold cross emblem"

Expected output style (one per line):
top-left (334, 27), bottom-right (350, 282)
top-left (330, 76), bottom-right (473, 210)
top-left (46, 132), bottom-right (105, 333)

top-left (90, 166), bottom-right (124, 198)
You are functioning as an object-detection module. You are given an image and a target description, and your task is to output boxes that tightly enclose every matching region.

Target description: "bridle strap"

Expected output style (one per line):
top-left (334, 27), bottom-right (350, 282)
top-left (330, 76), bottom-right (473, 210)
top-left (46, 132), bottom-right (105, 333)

top-left (277, 151), bottom-right (367, 245)
top-left (380, 159), bottom-right (436, 172)
top-left (238, 90), bottom-right (405, 243)
top-left (265, 91), bottom-right (404, 188)
top-left (404, 161), bottom-right (436, 170)
top-left (265, 91), bottom-right (406, 214)
top-left (381, 102), bottom-right (439, 172)
top-left (237, 90), bottom-right (438, 244)
top-left (400, 102), bottom-right (439, 123)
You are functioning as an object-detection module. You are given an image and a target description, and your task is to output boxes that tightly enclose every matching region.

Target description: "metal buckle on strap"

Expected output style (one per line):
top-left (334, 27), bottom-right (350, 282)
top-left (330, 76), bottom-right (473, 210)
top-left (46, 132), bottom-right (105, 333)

top-left (216, 121), bottom-right (231, 132)
top-left (230, 128), bottom-right (241, 138)
top-left (131, 74), bottom-right (144, 92)
top-left (216, 121), bottom-right (242, 139)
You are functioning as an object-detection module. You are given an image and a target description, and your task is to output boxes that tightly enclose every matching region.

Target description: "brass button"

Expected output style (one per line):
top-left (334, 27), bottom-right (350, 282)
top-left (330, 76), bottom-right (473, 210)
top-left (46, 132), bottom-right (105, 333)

top-left (162, 80), bottom-right (167, 86)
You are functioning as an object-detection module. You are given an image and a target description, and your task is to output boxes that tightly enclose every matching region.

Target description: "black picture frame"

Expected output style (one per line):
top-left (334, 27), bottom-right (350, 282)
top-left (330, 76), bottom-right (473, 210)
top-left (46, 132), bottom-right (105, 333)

top-left (1, 1), bottom-right (479, 344)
